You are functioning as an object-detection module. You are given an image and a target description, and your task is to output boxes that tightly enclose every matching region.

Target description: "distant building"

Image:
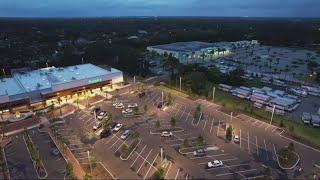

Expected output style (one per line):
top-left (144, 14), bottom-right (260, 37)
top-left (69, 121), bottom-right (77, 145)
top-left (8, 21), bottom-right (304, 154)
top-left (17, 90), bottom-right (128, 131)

top-left (127, 36), bottom-right (138, 40)
top-left (147, 40), bottom-right (259, 63)
top-left (0, 64), bottom-right (123, 111)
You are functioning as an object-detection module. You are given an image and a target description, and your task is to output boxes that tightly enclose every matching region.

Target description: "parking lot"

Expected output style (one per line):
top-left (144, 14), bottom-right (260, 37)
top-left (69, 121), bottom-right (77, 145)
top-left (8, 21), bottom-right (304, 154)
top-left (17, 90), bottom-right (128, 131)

top-left (29, 129), bottom-right (66, 179)
top-left (4, 133), bottom-right (38, 180)
top-left (41, 84), bottom-right (320, 179)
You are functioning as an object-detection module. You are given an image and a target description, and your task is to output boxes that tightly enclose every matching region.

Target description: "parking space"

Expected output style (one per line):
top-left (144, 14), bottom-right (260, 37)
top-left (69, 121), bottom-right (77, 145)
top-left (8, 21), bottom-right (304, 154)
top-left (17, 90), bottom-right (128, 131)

top-left (29, 130), bottom-right (66, 179)
top-left (52, 115), bottom-right (94, 166)
top-left (4, 133), bottom-right (38, 180)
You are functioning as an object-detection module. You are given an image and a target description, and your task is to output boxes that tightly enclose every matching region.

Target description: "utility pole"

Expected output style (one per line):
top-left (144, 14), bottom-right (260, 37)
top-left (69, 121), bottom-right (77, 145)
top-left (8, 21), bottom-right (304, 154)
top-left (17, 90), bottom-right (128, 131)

top-left (82, 57), bottom-right (84, 64)
top-left (217, 119), bottom-right (220, 137)
top-left (161, 90), bottom-right (164, 107)
top-left (133, 75), bottom-right (136, 85)
top-left (46, 61), bottom-right (49, 68)
top-left (179, 76), bottom-right (182, 91)
top-left (87, 150), bottom-right (92, 175)
top-left (212, 87), bottom-right (216, 102)
top-left (269, 105), bottom-right (276, 125)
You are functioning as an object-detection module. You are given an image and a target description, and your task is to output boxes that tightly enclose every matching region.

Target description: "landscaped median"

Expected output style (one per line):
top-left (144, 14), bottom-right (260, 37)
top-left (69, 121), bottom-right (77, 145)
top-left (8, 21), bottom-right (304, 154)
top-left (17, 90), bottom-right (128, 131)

top-left (274, 143), bottom-right (300, 170)
top-left (150, 127), bottom-right (184, 135)
top-left (23, 130), bottom-right (48, 179)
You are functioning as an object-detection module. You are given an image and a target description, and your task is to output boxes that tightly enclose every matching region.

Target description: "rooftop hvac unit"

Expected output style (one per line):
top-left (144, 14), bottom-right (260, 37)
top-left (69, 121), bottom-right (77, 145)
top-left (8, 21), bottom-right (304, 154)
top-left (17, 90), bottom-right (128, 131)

top-left (71, 77), bottom-right (76, 80)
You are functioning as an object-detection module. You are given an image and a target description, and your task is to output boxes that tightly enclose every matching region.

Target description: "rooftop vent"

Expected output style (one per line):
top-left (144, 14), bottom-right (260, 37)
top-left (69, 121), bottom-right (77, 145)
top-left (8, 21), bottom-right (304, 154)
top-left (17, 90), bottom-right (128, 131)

top-left (74, 66), bottom-right (78, 69)
top-left (71, 77), bottom-right (76, 80)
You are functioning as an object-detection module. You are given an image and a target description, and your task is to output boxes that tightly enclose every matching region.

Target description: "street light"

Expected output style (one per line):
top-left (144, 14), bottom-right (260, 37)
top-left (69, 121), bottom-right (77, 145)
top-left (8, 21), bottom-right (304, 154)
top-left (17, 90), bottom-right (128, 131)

top-left (179, 76), bottom-right (182, 91)
top-left (57, 92), bottom-right (62, 116)
top-left (269, 105), bottom-right (276, 125)
top-left (212, 86), bottom-right (216, 102)
top-left (87, 150), bottom-right (92, 175)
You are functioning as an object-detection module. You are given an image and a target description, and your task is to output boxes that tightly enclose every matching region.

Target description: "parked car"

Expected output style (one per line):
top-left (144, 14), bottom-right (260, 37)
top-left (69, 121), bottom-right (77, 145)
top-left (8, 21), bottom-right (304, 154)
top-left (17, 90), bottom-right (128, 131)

top-left (121, 130), bottom-right (131, 140)
top-left (161, 131), bottom-right (172, 137)
top-left (138, 92), bottom-right (145, 98)
top-left (97, 111), bottom-right (108, 120)
top-left (90, 106), bottom-right (101, 115)
top-left (51, 148), bottom-right (60, 156)
top-left (234, 135), bottom-right (240, 143)
top-left (100, 129), bottom-right (111, 139)
top-left (122, 108), bottom-right (133, 114)
top-left (108, 122), bottom-right (117, 130)
top-left (114, 102), bottom-right (125, 109)
top-left (207, 160), bottom-right (223, 168)
top-left (93, 121), bottom-right (102, 131)
top-left (128, 103), bottom-right (138, 108)
top-left (113, 123), bottom-right (123, 132)
top-left (193, 149), bottom-right (206, 157)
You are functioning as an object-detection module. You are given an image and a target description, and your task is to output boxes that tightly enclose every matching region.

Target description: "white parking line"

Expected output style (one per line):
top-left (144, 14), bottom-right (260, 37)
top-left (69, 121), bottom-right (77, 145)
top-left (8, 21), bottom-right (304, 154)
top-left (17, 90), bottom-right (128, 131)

top-left (215, 169), bottom-right (257, 177)
top-left (178, 106), bottom-right (187, 121)
top-left (130, 145), bottom-right (147, 168)
top-left (114, 138), bottom-right (129, 153)
top-left (184, 109), bottom-right (191, 122)
top-left (175, 105), bottom-right (183, 117)
top-left (174, 168), bottom-right (180, 180)
top-left (264, 139), bottom-right (269, 161)
top-left (164, 162), bottom-right (172, 180)
top-left (136, 149), bottom-right (153, 174)
top-left (143, 154), bottom-right (159, 179)
top-left (207, 163), bottom-right (250, 170)
top-left (202, 116), bottom-right (208, 130)
top-left (210, 118), bottom-right (214, 133)
top-left (191, 153), bottom-right (229, 160)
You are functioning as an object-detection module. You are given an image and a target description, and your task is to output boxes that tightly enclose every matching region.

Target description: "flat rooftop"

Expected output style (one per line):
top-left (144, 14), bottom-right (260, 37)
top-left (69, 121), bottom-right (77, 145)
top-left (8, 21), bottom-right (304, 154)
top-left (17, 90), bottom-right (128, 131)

top-left (0, 64), bottom-right (121, 96)
top-left (149, 41), bottom-right (215, 52)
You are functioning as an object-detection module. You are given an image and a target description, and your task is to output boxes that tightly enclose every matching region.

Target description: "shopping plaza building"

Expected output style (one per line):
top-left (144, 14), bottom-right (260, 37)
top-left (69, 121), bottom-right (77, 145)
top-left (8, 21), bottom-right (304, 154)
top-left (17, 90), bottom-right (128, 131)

top-left (147, 40), bottom-right (259, 63)
top-left (0, 64), bottom-right (123, 112)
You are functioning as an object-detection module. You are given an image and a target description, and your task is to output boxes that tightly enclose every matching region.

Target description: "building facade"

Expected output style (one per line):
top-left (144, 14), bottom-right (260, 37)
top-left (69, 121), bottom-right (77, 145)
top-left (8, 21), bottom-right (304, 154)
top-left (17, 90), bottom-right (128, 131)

top-left (0, 64), bottom-right (123, 111)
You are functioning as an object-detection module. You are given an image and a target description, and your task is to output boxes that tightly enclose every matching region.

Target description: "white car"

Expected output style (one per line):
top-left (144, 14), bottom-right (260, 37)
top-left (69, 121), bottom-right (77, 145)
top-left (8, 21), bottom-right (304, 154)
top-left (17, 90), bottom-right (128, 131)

top-left (234, 135), bottom-right (240, 143)
top-left (207, 160), bottom-right (223, 168)
top-left (113, 123), bottom-right (123, 132)
top-left (161, 131), bottom-right (172, 137)
top-left (97, 111), bottom-right (108, 120)
top-left (128, 103), bottom-right (138, 108)
top-left (122, 108), bottom-right (133, 114)
top-left (121, 130), bottom-right (131, 140)
top-left (115, 103), bottom-right (125, 109)
top-left (92, 121), bottom-right (102, 131)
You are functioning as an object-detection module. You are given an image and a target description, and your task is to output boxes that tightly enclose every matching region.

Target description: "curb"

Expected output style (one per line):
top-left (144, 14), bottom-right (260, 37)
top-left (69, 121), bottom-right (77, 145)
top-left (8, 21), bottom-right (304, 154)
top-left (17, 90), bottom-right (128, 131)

top-left (273, 144), bottom-right (300, 170)
top-left (23, 134), bottom-right (48, 179)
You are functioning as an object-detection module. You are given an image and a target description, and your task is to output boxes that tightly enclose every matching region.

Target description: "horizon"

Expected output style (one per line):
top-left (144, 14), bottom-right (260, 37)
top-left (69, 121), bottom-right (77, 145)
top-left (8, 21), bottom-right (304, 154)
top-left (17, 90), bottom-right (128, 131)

top-left (1, 0), bottom-right (320, 18)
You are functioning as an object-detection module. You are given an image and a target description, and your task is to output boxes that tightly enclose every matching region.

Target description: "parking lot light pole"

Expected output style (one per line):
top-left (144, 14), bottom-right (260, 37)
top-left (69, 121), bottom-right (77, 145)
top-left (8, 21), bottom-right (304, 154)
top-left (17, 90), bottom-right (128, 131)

top-left (217, 119), bottom-right (220, 137)
top-left (239, 129), bottom-right (242, 148)
top-left (230, 112), bottom-right (233, 124)
top-left (87, 150), bottom-right (92, 175)
top-left (179, 76), bottom-right (182, 91)
top-left (212, 87), bottom-right (216, 102)
top-left (161, 90), bottom-right (164, 106)
top-left (269, 105), bottom-right (276, 125)
top-left (133, 76), bottom-right (136, 85)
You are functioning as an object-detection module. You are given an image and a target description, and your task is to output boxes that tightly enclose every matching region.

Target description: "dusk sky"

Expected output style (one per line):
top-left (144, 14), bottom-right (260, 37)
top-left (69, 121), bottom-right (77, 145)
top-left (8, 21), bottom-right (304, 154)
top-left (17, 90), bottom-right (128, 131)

top-left (1, 0), bottom-right (320, 18)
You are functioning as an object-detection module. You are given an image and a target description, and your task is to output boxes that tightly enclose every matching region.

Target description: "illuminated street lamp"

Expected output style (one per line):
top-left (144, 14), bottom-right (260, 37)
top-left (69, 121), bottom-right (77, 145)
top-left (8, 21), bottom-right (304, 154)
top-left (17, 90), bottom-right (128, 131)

top-left (269, 105), bottom-right (276, 125)
top-left (57, 92), bottom-right (62, 116)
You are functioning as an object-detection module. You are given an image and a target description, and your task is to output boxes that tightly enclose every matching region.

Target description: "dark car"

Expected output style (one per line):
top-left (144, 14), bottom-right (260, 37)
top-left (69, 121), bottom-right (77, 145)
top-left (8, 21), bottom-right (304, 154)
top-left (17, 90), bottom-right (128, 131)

top-left (157, 102), bottom-right (163, 109)
top-left (193, 149), bottom-right (206, 157)
top-left (90, 106), bottom-right (101, 115)
top-left (100, 129), bottom-right (111, 139)
top-left (138, 92), bottom-right (146, 98)
top-left (108, 122), bottom-right (117, 130)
